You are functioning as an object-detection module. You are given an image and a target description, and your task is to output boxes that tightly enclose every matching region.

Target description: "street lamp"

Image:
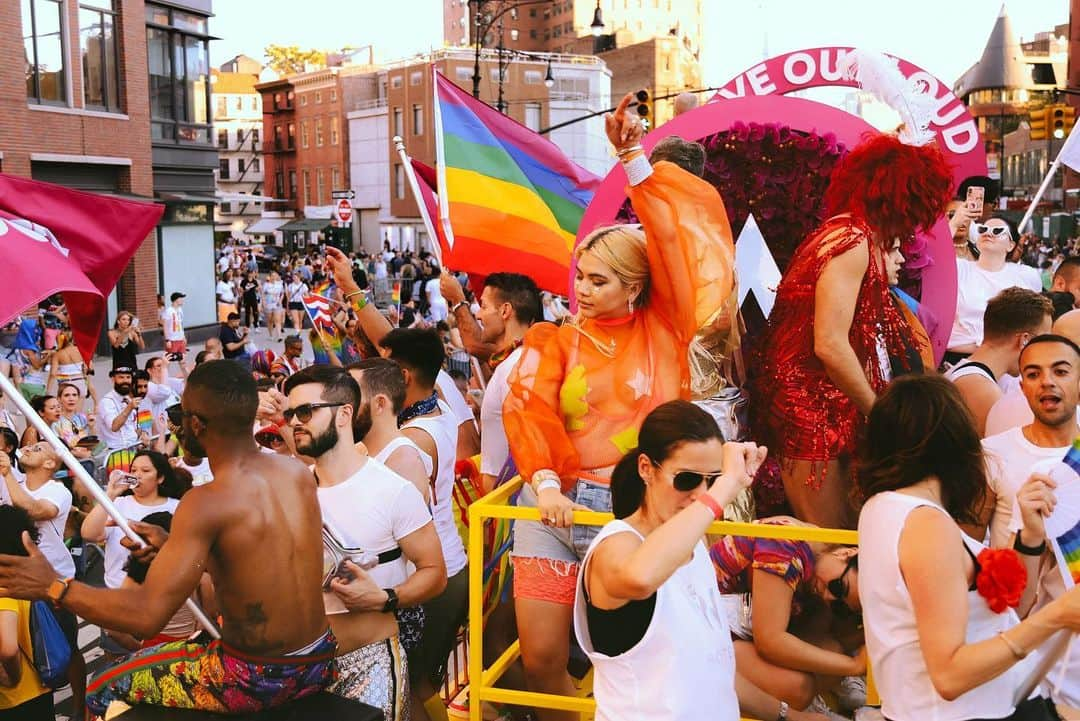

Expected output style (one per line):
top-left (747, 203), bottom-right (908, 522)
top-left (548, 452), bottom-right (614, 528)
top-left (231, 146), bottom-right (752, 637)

top-left (590, 0), bottom-right (604, 36)
top-left (544, 58), bottom-right (554, 88)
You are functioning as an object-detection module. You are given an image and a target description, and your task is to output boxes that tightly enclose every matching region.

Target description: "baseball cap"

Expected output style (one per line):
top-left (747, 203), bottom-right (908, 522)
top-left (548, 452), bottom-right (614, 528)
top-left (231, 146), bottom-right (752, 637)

top-left (170, 292), bottom-right (186, 302)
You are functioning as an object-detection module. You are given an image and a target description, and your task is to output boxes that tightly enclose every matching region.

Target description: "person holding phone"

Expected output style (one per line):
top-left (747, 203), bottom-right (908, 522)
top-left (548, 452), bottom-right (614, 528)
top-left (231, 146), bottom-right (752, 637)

top-left (108, 312), bottom-right (144, 373)
top-left (97, 367), bottom-right (141, 453)
top-left (946, 215), bottom-right (1043, 366)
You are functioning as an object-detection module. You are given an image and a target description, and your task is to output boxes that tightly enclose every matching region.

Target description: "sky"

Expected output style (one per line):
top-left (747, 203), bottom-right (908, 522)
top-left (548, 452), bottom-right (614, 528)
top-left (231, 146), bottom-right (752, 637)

top-left (210, 0), bottom-right (1065, 88)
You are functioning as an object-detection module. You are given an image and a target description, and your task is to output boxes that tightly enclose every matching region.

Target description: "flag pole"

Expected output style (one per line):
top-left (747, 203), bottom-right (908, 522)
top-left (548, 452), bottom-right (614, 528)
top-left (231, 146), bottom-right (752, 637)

top-left (1018, 129), bottom-right (1080, 234)
top-left (394, 135), bottom-right (443, 269)
top-left (0, 372), bottom-right (220, 638)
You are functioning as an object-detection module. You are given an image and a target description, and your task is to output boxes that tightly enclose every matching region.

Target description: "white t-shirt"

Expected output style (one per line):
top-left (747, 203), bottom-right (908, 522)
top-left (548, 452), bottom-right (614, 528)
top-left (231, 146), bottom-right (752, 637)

top-left (103, 495), bottom-right (180, 588)
top-left (217, 255), bottom-right (230, 274)
top-left (25, 479), bottom-right (74, 578)
top-left (948, 260), bottom-right (1042, 349)
top-left (436, 369), bottom-right (475, 433)
top-left (162, 306), bottom-right (185, 341)
top-left (216, 280), bottom-right (236, 304)
top-left (98, 389), bottom-right (138, 451)
top-left (480, 346), bottom-right (522, 478)
top-left (175, 456), bottom-right (213, 486)
top-left (285, 281), bottom-right (308, 305)
top-left (146, 376), bottom-right (183, 430)
top-left (317, 458), bottom-right (432, 614)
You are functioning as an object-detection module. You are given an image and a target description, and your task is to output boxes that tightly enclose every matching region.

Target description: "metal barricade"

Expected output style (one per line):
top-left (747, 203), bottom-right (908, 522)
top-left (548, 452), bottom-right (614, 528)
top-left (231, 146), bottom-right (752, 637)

top-left (466, 476), bottom-right (876, 721)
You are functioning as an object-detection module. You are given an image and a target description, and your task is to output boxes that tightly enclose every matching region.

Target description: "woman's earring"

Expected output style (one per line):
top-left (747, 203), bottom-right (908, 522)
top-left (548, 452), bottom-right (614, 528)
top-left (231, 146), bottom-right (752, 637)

top-left (628, 296), bottom-right (634, 315)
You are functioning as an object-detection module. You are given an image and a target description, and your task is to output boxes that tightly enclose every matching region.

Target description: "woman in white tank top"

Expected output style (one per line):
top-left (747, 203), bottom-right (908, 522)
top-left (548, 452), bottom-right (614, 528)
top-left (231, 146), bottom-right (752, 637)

top-left (575, 401), bottom-right (802, 721)
top-left (856, 376), bottom-right (1080, 721)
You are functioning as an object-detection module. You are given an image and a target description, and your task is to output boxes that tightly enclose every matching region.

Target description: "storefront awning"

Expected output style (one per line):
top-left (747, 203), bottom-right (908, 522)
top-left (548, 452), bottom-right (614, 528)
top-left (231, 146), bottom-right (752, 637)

top-left (245, 218), bottom-right (288, 235)
top-left (278, 218), bottom-right (332, 233)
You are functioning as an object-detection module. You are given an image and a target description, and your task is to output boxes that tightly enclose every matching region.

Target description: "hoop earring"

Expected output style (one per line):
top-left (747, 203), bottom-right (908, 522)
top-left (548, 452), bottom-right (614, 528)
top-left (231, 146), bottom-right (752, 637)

top-left (628, 297), bottom-right (634, 315)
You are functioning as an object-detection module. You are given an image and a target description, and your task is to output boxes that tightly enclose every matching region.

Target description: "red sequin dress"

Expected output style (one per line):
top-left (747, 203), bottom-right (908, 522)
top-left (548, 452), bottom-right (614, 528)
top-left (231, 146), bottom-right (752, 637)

top-left (752, 215), bottom-right (923, 474)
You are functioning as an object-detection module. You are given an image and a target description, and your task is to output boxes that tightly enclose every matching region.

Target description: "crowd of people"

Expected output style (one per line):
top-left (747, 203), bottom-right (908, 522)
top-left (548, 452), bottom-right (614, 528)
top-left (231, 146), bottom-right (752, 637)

top-left (1, 91), bottom-right (1080, 721)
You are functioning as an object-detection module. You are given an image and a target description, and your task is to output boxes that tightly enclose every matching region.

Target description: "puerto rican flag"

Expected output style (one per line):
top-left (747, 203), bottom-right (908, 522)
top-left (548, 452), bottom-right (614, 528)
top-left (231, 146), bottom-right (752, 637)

top-left (302, 293), bottom-right (335, 333)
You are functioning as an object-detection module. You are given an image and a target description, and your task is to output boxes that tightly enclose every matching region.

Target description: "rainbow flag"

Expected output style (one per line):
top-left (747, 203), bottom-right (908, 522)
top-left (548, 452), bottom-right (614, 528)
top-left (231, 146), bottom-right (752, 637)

top-left (309, 328), bottom-right (343, 366)
top-left (433, 70), bottom-right (601, 295)
top-left (136, 408), bottom-right (154, 436)
top-left (391, 281), bottom-right (401, 305)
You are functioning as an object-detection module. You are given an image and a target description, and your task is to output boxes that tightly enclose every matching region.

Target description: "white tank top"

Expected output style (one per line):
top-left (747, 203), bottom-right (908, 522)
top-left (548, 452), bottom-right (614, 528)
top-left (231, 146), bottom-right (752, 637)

top-left (404, 401), bottom-right (467, 575)
top-left (373, 435), bottom-right (433, 479)
top-left (573, 520), bottom-right (739, 721)
top-left (858, 492), bottom-right (1040, 721)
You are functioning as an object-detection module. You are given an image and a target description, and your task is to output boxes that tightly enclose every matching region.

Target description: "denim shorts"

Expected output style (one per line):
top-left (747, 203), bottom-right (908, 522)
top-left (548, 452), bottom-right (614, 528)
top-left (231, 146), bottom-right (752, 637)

top-left (512, 479), bottom-right (612, 563)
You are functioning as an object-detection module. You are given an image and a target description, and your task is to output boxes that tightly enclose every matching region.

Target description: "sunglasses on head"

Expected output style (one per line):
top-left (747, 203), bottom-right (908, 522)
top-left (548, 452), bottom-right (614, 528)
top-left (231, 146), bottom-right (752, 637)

top-left (827, 554), bottom-right (858, 612)
top-left (283, 402), bottom-right (344, 424)
top-left (650, 458), bottom-right (723, 492)
top-left (975, 224), bottom-right (1011, 239)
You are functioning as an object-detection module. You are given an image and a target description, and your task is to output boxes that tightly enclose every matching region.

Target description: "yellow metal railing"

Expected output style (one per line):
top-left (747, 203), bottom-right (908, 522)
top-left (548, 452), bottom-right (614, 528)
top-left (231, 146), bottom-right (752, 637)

top-left (467, 476), bottom-right (876, 721)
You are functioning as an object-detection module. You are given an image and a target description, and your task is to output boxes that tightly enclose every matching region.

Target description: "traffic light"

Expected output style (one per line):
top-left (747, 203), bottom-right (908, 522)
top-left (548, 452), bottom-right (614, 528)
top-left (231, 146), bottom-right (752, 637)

top-left (1030, 107), bottom-right (1049, 141)
top-left (634, 89), bottom-right (652, 131)
top-left (1050, 104), bottom-right (1076, 139)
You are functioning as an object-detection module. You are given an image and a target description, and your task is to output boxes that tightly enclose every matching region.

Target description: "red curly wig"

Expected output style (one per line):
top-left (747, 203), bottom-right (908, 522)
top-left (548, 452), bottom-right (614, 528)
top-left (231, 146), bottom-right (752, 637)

top-left (824, 133), bottom-right (953, 248)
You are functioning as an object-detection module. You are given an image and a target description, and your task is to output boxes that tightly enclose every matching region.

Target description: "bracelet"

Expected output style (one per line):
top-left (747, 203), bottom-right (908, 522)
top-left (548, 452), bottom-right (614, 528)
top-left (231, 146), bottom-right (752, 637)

top-left (614, 144), bottom-right (643, 158)
top-left (696, 494), bottom-right (724, 520)
top-left (776, 700), bottom-right (789, 721)
top-left (622, 153), bottom-right (653, 187)
top-left (531, 470), bottom-right (560, 490)
top-left (535, 478), bottom-right (561, 493)
top-left (999, 631), bottom-right (1028, 660)
top-left (1013, 533), bottom-right (1047, 556)
top-left (451, 300), bottom-right (468, 314)
top-left (346, 291), bottom-right (368, 310)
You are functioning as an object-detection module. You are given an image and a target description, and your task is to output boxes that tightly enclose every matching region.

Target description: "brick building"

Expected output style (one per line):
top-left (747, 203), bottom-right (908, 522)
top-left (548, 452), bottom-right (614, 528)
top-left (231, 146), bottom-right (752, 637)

top-left (212, 56), bottom-right (266, 242)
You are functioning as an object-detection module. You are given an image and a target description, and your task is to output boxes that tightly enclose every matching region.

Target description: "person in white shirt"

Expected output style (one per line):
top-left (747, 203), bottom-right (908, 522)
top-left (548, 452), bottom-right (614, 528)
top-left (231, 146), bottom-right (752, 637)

top-left (1, 441), bottom-right (86, 712)
top-left (977, 334), bottom-right (1080, 709)
top-left (216, 269), bottom-right (238, 323)
top-left (346, 359), bottom-right (431, 504)
top-left (857, 375), bottom-right (1080, 721)
top-left (947, 216), bottom-right (1043, 363)
top-left (379, 328), bottom-right (470, 713)
top-left (97, 367), bottom-right (141, 452)
top-left (216, 251), bottom-right (230, 275)
top-left (284, 274), bottom-right (310, 335)
top-left (161, 293), bottom-right (187, 359)
top-left (282, 366), bottom-right (445, 721)
top-left (143, 356), bottom-right (184, 430)
top-left (946, 289), bottom-right (1051, 436)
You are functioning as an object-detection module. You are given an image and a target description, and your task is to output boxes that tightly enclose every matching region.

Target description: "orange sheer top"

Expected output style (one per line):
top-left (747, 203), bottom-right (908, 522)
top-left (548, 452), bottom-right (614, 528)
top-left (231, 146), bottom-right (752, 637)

top-left (504, 161), bottom-right (735, 491)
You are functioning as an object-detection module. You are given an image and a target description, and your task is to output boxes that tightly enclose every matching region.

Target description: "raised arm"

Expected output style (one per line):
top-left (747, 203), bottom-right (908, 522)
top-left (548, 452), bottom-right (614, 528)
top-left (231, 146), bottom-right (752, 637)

top-left (325, 246), bottom-right (393, 346)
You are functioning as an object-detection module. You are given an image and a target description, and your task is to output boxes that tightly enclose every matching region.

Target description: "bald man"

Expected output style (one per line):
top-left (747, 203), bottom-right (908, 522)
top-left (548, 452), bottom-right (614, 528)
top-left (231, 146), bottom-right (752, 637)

top-left (1051, 257), bottom-right (1080, 307)
top-left (673, 91), bottom-right (699, 116)
top-left (984, 308), bottom-right (1080, 436)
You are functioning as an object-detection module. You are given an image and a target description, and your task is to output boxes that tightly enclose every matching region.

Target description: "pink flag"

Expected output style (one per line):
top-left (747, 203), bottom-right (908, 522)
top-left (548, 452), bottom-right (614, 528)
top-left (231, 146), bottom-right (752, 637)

top-left (0, 174), bottom-right (164, 363)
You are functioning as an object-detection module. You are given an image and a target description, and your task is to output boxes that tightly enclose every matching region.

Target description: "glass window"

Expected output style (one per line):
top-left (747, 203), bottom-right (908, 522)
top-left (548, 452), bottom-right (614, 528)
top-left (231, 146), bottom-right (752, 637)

top-left (23, 0), bottom-right (67, 104)
top-left (252, 158), bottom-right (260, 173)
top-left (332, 167), bottom-right (340, 190)
top-left (315, 118), bottom-right (324, 147)
top-left (300, 93), bottom-right (307, 106)
top-left (316, 168), bottom-right (324, 205)
top-left (215, 96), bottom-right (226, 116)
top-left (330, 89), bottom-right (337, 101)
top-left (145, 5), bottom-right (169, 24)
top-left (395, 164), bottom-right (405, 199)
top-left (330, 115), bottom-right (339, 145)
top-left (219, 158), bottom-right (230, 179)
top-left (234, 96), bottom-right (241, 110)
top-left (274, 125), bottom-right (283, 150)
top-left (410, 71), bottom-right (422, 86)
top-left (217, 128), bottom-right (227, 147)
top-left (391, 75), bottom-right (403, 89)
top-left (145, 8), bottom-right (212, 144)
top-left (412, 104), bottom-right (422, 135)
top-left (524, 70), bottom-right (542, 85)
top-left (393, 107), bottom-right (403, 137)
top-left (79, 1), bottom-right (121, 111)
top-left (511, 29), bottom-right (519, 41)
top-left (289, 170), bottom-right (297, 199)
top-left (275, 170), bottom-right (284, 198)
top-left (252, 128), bottom-right (259, 145)
top-left (238, 158), bottom-right (245, 174)
top-left (287, 122), bottom-right (295, 147)
top-left (301, 120), bottom-right (309, 148)
top-left (302, 170), bottom-right (311, 206)
top-left (172, 10), bottom-right (207, 34)
top-left (315, 91), bottom-right (322, 103)
top-left (236, 128), bottom-right (244, 145)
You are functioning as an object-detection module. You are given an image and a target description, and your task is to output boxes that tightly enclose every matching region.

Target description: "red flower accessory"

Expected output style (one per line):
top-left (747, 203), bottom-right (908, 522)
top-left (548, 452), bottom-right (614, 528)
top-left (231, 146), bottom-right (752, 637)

top-left (455, 458), bottom-right (479, 484)
top-left (975, 548), bottom-right (1027, 614)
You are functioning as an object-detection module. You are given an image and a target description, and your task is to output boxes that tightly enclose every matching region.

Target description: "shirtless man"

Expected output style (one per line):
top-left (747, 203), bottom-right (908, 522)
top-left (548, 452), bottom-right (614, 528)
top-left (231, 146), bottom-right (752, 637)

top-left (0, 360), bottom-right (334, 715)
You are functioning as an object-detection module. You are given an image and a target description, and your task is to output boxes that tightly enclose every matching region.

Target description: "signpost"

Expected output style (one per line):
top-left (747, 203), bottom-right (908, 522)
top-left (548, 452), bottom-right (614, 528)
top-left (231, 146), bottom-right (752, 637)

top-left (334, 198), bottom-right (353, 226)
top-left (331, 189), bottom-right (355, 200)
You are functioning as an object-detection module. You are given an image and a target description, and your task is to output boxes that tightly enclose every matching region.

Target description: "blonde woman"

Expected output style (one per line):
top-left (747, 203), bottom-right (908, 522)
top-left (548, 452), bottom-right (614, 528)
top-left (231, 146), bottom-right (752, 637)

top-left (503, 94), bottom-right (735, 719)
top-left (48, 332), bottom-right (96, 406)
top-left (261, 270), bottom-right (286, 341)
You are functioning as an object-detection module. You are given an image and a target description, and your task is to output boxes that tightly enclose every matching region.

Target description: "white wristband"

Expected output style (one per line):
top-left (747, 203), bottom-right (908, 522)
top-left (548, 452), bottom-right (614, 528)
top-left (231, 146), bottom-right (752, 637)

top-left (621, 153), bottom-right (653, 187)
top-left (535, 478), bottom-right (561, 493)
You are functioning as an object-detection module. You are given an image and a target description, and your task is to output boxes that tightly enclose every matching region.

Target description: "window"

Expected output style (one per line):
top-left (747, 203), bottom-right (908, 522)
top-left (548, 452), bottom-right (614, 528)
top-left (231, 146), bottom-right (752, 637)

top-left (410, 71), bottom-right (422, 86)
top-left (300, 120), bottom-right (309, 148)
top-left (251, 128), bottom-right (259, 145)
top-left (289, 170), bottom-right (297, 199)
top-left (251, 96), bottom-right (258, 110)
top-left (275, 170), bottom-right (284, 198)
top-left (287, 122), bottom-right (295, 147)
top-left (302, 170), bottom-right (311, 206)
top-left (510, 7), bottom-right (518, 18)
top-left (391, 75), bottom-right (403, 89)
top-left (412, 105), bottom-right (422, 135)
top-left (237, 158), bottom-right (245, 174)
top-left (315, 91), bottom-right (322, 103)
top-left (215, 96), bottom-right (226, 116)
top-left (236, 128), bottom-right (245, 145)
top-left (274, 124), bottom-right (283, 150)
top-left (525, 102), bottom-right (541, 131)
top-left (300, 94), bottom-right (308, 106)
top-left (23, 0), bottom-right (67, 104)
top-left (252, 158), bottom-right (260, 173)
top-left (219, 158), bottom-right (230, 179)
top-left (332, 167), bottom-right (340, 190)
top-left (315, 118), bottom-right (324, 147)
top-left (220, 201), bottom-right (231, 214)
top-left (510, 29), bottom-right (519, 41)
top-left (330, 88), bottom-right (336, 101)
top-left (530, 29), bottom-right (537, 39)
top-left (524, 70), bottom-right (542, 85)
top-left (234, 96), bottom-right (241, 110)
top-left (316, 168), bottom-right (324, 205)
top-left (146, 4), bottom-right (212, 143)
top-left (455, 67), bottom-right (472, 81)
top-left (394, 164), bottom-right (405, 199)
top-left (393, 107), bottom-right (403, 137)
top-left (216, 128), bottom-right (226, 147)
top-left (79, 1), bottom-right (122, 112)
top-left (330, 115), bottom-right (339, 145)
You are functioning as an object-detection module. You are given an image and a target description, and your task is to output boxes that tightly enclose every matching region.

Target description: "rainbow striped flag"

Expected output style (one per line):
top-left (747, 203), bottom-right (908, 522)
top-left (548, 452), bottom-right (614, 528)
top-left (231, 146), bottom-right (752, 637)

top-left (433, 70), bottom-right (600, 295)
top-left (310, 328), bottom-right (343, 366)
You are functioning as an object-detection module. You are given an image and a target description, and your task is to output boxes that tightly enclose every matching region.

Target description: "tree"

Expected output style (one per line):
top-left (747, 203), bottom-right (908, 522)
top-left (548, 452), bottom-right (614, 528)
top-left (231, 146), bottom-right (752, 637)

top-left (264, 45), bottom-right (328, 76)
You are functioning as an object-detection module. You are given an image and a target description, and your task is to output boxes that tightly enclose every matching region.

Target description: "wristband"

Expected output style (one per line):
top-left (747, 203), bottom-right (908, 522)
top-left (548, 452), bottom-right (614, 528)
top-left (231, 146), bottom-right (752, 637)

top-left (1013, 533), bottom-right (1046, 556)
top-left (999, 631), bottom-right (1028, 660)
top-left (346, 291), bottom-right (368, 311)
top-left (451, 300), bottom-right (469, 315)
top-left (535, 478), bottom-right (561, 494)
top-left (621, 153), bottom-right (653, 187)
top-left (696, 494), bottom-right (724, 520)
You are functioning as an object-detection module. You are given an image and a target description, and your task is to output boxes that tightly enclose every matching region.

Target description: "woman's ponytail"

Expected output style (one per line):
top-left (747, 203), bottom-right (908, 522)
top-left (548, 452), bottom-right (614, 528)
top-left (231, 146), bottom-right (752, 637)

top-left (610, 447), bottom-right (645, 519)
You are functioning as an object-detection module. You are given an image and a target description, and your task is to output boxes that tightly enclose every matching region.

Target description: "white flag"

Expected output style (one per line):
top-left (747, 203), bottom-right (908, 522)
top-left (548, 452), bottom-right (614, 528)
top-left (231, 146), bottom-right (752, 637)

top-left (734, 214), bottom-right (782, 319)
top-left (1059, 125), bottom-right (1080, 172)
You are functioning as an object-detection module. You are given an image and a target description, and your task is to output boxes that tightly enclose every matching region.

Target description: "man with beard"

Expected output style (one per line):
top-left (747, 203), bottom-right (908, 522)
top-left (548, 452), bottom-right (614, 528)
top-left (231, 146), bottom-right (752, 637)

top-left (976, 334), bottom-right (1080, 710)
top-left (97, 366), bottom-right (141, 452)
top-left (0, 360), bottom-right (336, 715)
top-left (346, 359), bottom-right (431, 504)
top-left (283, 365), bottom-right (445, 721)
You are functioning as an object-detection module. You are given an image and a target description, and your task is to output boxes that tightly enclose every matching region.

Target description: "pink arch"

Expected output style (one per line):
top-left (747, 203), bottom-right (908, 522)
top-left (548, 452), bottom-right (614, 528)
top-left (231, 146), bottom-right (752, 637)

top-left (575, 93), bottom-right (958, 362)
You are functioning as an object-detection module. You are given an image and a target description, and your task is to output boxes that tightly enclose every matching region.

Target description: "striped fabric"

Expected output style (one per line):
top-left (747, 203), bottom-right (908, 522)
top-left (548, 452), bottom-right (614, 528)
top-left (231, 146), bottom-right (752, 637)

top-left (433, 70), bottom-right (601, 295)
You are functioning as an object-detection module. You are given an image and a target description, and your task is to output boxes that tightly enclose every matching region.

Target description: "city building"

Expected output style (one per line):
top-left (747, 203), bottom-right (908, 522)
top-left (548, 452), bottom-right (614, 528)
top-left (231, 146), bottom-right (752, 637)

top-left (347, 46), bottom-right (611, 254)
top-left (2, 0), bottom-right (217, 350)
top-left (445, 0), bottom-right (703, 127)
top-left (212, 56), bottom-right (265, 243)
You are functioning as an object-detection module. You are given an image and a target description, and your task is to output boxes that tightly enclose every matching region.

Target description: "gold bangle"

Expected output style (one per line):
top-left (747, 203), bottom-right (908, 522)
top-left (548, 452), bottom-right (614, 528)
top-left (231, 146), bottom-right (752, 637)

top-left (999, 631), bottom-right (1027, 660)
top-left (343, 289), bottom-right (364, 300)
top-left (615, 144), bottom-right (643, 157)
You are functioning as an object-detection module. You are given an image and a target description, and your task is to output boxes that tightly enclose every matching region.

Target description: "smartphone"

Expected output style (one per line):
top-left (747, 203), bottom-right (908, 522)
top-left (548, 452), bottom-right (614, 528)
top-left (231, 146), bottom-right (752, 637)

top-left (131, 316), bottom-right (140, 328)
top-left (965, 186), bottom-right (984, 217)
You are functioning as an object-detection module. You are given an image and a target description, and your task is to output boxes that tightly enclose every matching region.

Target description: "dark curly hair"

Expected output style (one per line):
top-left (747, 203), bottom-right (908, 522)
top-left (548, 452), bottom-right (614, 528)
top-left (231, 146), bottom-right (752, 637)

top-left (855, 375), bottom-right (986, 525)
top-left (0, 504), bottom-right (40, 555)
top-left (824, 134), bottom-right (954, 249)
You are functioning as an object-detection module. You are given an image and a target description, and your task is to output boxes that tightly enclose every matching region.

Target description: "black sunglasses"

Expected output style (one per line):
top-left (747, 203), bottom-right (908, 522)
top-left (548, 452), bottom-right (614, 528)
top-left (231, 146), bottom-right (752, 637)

top-left (284, 402), bottom-right (344, 424)
top-left (651, 458), bottom-right (723, 492)
top-left (974, 224), bottom-right (1011, 239)
top-left (827, 554), bottom-right (859, 611)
